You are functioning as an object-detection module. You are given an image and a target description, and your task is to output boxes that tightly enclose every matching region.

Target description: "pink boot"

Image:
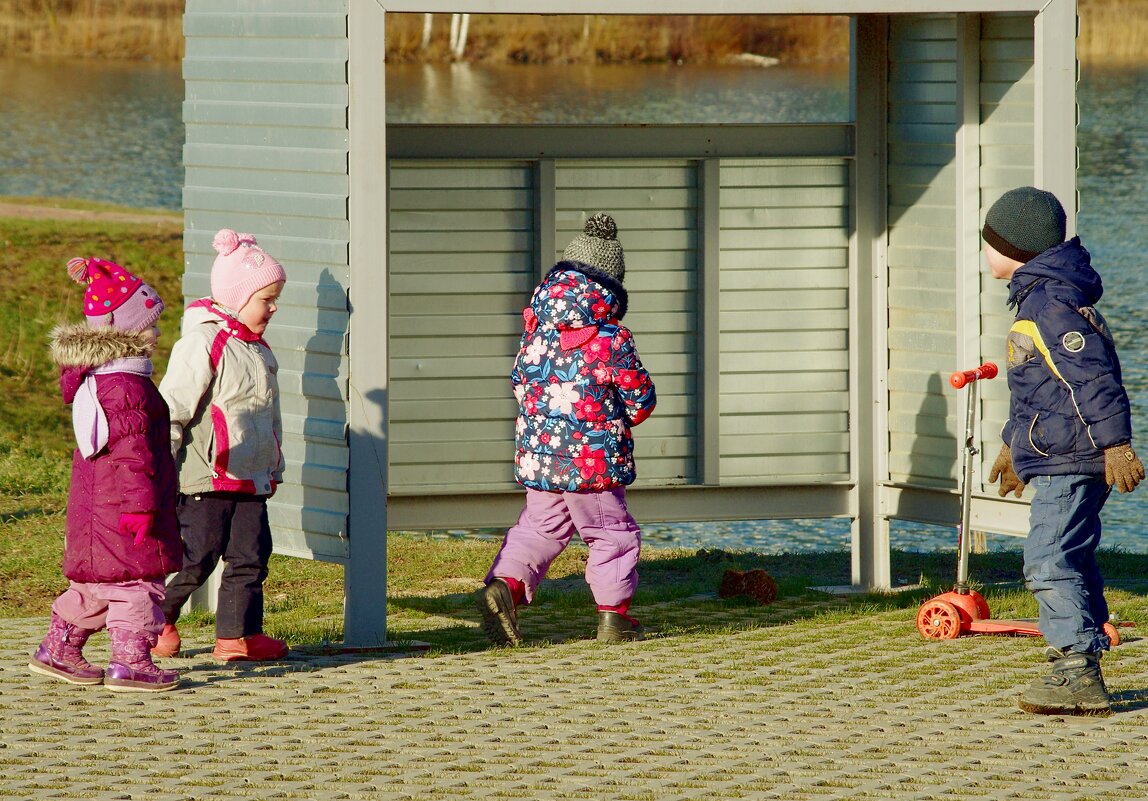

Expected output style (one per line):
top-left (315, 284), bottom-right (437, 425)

top-left (28, 613), bottom-right (104, 685)
top-left (105, 629), bottom-right (180, 693)
top-left (151, 623), bottom-right (181, 658)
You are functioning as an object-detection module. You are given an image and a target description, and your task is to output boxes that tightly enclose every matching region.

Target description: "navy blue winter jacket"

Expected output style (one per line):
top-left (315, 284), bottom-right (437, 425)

top-left (1001, 237), bottom-right (1132, 482)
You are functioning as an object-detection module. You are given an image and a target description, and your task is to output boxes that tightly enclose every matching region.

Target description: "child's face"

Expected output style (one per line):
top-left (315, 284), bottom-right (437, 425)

top-left (239, 281), bottom-right (285, 336)
top-left (139, 325), bottom-right (160, 348)
top-left (984, 241), bottom-right (1023, 281)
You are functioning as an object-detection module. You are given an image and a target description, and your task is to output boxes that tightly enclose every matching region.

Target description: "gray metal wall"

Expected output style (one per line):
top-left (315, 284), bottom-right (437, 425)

top-left (886, 14), bottom-right (960, 489)
top-left (388, 160), bottom-right (534, 493)
top-left (884, 12), bottom-right (1036, 500)
top-left (718, 159), bottom-right (851, 484)
top-left (183, 0), bottom-right (351, 561)
top-left (181, 1), bottom-right (1052, 571)
top-left (388, 152), bottom-right (852, 499)
top-left (979, 13), bottom-right (1037, 492)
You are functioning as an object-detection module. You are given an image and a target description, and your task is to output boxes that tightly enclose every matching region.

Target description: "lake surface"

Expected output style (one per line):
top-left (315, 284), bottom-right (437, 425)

top-left (2, 58), bottom-right (1146, 553)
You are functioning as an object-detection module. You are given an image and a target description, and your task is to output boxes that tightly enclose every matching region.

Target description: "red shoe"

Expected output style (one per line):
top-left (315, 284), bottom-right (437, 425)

top-left (212, 633), bottom-right (289, 662)
top-left (151, 624), bottom-right (181, 658)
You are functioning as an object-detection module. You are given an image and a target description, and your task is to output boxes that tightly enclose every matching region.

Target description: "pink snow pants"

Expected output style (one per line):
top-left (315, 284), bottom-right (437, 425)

top-left (486, 486), bottom-right (641, 606)
top-left (52, 580), bottom-right (166, 637)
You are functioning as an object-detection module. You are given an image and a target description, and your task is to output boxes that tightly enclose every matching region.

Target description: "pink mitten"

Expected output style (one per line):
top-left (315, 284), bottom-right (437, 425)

top-left (118, 512), bottom-right (154, 546)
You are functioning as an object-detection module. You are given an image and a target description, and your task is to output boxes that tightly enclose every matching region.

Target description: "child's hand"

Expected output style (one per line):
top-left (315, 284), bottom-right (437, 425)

top-left (1104, 444), bottom-right (1145, 493)
top-left (118, 512), bottom-right (155, 546)
top-left (988, 444), bottom-right (1025, 498)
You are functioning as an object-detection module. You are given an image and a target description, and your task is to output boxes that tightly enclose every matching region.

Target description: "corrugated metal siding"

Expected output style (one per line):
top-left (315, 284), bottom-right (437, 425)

top-left (555, 161), bottom-right (699, 486)
top-left (718, 159), bottom-right (851, 483)
top-left (886, 14), bottom-right (961, 487)
top-left (979, 13), bottom-right (1036, 482)
top-left (387, 155), bottom-right (852, 493)
top-left (387, 161), bottom-right (536, 493)
top-left (183, 0), bottom-right (350, 561)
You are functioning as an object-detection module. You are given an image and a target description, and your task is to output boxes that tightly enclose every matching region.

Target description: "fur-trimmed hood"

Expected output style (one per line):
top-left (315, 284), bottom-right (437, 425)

top-left (51, 323), bottom-right (155, 405)
top-left (50, 323), bottom-right (155, 369)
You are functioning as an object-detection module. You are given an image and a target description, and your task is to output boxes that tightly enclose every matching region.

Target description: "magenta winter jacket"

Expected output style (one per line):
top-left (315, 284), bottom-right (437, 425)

top-left (52, 324), bottom-right (182, 584)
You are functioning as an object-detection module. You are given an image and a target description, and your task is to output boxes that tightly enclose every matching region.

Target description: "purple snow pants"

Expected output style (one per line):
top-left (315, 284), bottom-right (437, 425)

top-left (52, 579), bottom-right (166, 636)
top-left (486, 487), bottom-right (641, 607)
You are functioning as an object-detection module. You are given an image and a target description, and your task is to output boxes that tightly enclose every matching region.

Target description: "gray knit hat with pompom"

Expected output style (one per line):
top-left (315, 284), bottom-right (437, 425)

top-left (562, 212), bottom-right (626, 283)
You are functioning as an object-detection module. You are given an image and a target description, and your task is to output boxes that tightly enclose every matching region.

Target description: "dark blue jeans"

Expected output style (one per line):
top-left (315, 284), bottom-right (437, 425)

top-left (160, 492), bottom-right (272, 639)
top-left (1023, 474), bottom-right (1111, 654)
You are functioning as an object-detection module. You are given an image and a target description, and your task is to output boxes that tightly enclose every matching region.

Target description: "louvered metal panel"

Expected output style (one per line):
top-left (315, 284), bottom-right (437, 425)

top-left (556, 160), bottom-right (700, 485)
top-left (978, 13), bottom-right (1037, 495)
top-left (719, 158), bottom-right (850, 484)
top-left (886, 14), bottom-right (961, 487)
top-left (183, 0), bottom-right (350, 562)
top-left (388, 160), bottom-right (536, 494)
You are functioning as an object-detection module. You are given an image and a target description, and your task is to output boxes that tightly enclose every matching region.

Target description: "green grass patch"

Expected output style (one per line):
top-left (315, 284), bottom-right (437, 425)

top-left (0, 206), bottom-right (184, 457)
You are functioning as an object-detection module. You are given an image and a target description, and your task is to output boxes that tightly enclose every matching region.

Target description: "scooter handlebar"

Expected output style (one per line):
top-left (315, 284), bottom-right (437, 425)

top-left (950, 362), bottom-right (998, 389)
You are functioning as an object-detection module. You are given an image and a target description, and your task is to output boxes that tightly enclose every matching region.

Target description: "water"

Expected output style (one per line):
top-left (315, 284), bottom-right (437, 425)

top-left (2, 59), bottom-right (1146, 554)
top-left (0, 60), bottom-right (184, 210)
top-left (385, 61), bottom-right (851, 123)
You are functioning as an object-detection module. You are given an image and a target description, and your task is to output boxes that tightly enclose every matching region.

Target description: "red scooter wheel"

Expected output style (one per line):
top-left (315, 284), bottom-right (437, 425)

top-left (917, 599), bottom-right (963, 639)
top-left (972, 591), bottom-right (991, 620)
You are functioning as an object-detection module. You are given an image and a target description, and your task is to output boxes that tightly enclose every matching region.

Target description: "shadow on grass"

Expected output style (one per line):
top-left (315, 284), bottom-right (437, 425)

top-left (0, 506), bottom-right (65, 523)
top-left (382, 547), bottom-right (1036, 655)
top-left (1112, 688), bottom-right (1148, 714)
top-left (384, 545), bottom-right (1148, 656)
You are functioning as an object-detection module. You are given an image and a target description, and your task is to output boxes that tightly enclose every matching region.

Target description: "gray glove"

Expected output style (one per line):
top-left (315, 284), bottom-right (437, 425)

top-left (1104, 443), bottom-right (1145, 493)
top-left (988, 444), bottom-right (1024, 498)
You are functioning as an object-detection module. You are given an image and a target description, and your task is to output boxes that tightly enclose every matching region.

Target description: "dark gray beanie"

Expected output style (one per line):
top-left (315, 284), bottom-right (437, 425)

top-left (562, 212), bottom-right (625, 283)
top-left (982, 186), bottom-right (1066, 263)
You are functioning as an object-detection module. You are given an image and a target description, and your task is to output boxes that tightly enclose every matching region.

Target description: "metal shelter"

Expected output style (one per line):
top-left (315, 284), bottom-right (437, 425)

top-left (180, 0), bottom-right (1079, 645)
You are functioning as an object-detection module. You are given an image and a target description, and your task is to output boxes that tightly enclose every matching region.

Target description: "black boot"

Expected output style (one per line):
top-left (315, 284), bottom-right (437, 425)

top-left (597, 611), bottom-right (644, 643)
top-left (1018, 649), bottom-right (1111, 716)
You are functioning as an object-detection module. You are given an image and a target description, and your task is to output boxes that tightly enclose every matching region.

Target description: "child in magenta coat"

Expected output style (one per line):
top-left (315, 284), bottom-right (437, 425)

top-left (29, 257), bottom-right (182, 692)
top-left (475, 213), bottom-right (657, 646)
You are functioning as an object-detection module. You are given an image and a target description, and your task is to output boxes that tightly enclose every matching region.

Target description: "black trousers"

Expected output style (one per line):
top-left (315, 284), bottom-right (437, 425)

top-left (160, 492), bottom-right (272, 639)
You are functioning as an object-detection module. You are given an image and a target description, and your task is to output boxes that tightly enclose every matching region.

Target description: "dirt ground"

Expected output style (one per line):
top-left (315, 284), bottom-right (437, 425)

top-left (0, 202), bottom-right (182, 226)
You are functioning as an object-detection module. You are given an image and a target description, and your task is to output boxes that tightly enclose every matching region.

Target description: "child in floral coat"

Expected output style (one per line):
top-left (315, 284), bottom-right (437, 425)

top-left (476, 213), bottom-right (656, 646)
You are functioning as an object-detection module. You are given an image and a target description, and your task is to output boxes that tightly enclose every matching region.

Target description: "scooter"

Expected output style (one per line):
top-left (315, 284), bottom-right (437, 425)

top-left (914, 362), bottom-right (1124, 644)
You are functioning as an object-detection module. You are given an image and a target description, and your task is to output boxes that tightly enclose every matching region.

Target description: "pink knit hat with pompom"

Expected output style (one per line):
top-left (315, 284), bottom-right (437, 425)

top-left (210, 229), bottom-right (286, 313)
top-left (68, 257), bottom-right (164, 332)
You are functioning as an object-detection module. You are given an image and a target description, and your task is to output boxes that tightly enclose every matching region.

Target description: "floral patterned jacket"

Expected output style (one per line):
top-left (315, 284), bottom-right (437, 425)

top-left (512, 261), bottom-right (656, 493)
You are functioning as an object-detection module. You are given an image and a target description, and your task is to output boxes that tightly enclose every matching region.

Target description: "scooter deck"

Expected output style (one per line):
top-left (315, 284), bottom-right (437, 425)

top-left (966, 618), bottom-right (1041, 636)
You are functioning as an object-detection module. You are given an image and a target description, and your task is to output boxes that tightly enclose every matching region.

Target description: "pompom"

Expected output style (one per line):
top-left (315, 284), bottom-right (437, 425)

top-left (66, 257), bottom-right (90, 285)
top-left (584, 212), bottom-right (617, 241)
top-left (212, 228), bottom-right (240, 256)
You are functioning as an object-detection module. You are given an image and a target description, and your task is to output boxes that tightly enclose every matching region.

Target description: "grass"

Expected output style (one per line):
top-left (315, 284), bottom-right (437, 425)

top-left (0, 202), bottom-right (184, 453)
top-left (6, 203), bottom-right (1148, 662)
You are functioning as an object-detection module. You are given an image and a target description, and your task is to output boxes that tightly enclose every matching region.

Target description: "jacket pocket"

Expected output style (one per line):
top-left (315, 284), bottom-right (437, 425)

top-left (1027, 413), bottom-right (1075, 457)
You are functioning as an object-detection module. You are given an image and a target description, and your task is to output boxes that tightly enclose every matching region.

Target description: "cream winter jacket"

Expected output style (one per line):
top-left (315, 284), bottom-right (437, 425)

top-left (159, 299), bottom-right (284, 496)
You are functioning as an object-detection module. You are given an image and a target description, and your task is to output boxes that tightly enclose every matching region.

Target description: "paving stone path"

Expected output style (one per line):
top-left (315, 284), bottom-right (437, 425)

top-left (4, 613), bottom-right (1148, 800)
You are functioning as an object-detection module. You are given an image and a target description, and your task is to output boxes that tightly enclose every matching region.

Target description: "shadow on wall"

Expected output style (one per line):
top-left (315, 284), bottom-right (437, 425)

top-left (894, 371), bottom-right (960, 528)
top-left (299, 267), bottom-right (354, 562)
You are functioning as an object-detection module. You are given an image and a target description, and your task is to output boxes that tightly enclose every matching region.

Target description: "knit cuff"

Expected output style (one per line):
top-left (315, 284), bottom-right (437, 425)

top-left (982, 223), bottom-right (1039, 264)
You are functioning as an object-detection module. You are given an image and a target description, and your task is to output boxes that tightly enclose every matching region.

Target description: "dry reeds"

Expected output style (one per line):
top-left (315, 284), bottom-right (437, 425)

top-left (0, 0), bottom-right (183, 60)
top-left (385, 14), bottom-right (850, 65)
top-left (1078, 0), bottom-right (1148, 64)
top-left (0, 2), bottom-right (1144, 66)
